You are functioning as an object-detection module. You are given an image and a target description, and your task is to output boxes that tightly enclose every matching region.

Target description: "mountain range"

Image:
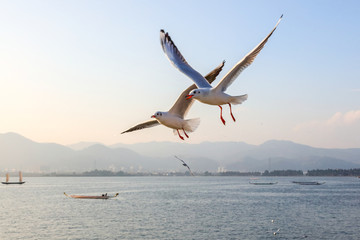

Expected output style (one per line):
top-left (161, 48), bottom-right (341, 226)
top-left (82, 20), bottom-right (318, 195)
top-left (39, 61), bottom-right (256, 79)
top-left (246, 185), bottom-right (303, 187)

top-left (1, 132), bottom-right (359, 173)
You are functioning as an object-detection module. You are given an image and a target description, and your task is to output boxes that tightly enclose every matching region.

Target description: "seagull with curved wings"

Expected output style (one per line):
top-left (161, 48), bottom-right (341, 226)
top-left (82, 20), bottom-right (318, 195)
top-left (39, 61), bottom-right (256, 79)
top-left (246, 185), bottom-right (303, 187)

top-left (121, 61), bottom-right (225, 140)
top-left (175, 156), bottom-right (194, 176)
top-left (160, 15), bottom-right (283, 125)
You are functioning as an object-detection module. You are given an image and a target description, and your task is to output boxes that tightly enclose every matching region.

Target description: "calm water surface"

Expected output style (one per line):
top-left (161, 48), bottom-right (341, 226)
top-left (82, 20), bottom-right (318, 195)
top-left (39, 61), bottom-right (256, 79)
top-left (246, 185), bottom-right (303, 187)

top-left (1, 176), bottom-right (359, 239)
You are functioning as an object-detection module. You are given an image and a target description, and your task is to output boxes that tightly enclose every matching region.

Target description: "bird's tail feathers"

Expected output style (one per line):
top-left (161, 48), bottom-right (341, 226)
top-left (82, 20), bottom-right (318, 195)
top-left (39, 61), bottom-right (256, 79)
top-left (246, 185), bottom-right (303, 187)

top-left (230, 94), bottom-right (248, 105)
top-left (184, 118), bottom-right (200, 132)
top-left (172, 118), bottom-right (200, 135)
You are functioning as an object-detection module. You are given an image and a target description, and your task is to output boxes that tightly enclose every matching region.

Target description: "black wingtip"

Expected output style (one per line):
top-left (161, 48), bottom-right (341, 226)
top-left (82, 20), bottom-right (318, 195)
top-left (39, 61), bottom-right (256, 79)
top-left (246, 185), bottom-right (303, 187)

top-left (280, 14), bottom-right (283, 19)
top-left (220, 60), bottom-right (225, 69)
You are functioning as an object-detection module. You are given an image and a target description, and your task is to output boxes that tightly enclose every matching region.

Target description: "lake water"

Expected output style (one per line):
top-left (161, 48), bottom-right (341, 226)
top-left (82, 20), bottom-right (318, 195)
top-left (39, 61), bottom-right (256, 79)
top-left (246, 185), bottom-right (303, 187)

top-left (1, 176), bottom-right (359, 239)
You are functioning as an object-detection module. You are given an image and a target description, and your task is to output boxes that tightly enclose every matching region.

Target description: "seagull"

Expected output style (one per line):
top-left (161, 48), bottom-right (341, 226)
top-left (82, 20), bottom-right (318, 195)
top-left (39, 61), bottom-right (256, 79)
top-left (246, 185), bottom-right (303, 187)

top-left (160, 15), bottom-right (283, 125)
top-left (121, 61), bottom-right (225, 140)
top-left (174, 155), bottom-right (194, 176)
top-left (273, 229), bottom-right (280, 235)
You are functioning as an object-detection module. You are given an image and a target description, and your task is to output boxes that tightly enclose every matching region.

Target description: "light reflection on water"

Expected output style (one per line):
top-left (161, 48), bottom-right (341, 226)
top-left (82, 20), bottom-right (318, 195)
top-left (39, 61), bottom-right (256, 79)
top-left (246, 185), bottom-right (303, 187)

top-left (0, 177), bottom-right (359, 239)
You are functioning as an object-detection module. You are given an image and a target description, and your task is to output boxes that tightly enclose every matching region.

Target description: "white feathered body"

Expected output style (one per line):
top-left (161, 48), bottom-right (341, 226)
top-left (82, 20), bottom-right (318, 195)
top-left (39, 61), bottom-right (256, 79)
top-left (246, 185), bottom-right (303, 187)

top-left (191, 88), bottom-right (248, 106)
top-left (153, 112), bottom-right (200, 132)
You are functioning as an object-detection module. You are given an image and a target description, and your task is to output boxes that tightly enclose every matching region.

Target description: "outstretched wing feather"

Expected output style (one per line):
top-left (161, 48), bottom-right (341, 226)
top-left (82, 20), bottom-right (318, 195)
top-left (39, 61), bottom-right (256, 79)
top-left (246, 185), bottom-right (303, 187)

top-left (214, 15), bottom-right (283, 92)
top-left (160, 30), bottom-right (212, 89)
top-left (121, 120), bottom-right (160, 134)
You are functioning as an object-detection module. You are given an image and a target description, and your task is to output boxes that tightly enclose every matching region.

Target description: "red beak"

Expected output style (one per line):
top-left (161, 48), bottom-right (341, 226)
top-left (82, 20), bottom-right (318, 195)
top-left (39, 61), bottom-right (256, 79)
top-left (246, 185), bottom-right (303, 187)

top-left (151, 115), bottom-right (155, 118)
top-left (186, 95), bottom-right (193, 99)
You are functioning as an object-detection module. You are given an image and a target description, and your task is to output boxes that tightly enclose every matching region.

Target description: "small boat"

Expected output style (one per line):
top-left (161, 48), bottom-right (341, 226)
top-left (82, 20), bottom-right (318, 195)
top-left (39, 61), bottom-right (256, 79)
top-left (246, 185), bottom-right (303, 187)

top-left (1, 172), bottom-right (25, 185)
top-left (292, 181), bottom-right (325, 185)
top-left (64, 192), bottom-right (119, 199)
top-left (249, 182), bottom-right (277, 185)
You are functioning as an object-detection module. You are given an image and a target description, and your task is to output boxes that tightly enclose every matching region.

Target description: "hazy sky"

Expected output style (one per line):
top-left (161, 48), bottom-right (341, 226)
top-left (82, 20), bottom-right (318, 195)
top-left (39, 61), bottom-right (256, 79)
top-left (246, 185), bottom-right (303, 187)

top-left (1, 0), bottom-right (359, 148)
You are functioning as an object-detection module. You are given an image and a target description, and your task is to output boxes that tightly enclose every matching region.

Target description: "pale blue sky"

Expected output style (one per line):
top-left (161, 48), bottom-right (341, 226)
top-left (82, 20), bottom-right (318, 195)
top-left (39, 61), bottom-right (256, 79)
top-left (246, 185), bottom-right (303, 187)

top-left (1, 0), bottom-right (359, 148)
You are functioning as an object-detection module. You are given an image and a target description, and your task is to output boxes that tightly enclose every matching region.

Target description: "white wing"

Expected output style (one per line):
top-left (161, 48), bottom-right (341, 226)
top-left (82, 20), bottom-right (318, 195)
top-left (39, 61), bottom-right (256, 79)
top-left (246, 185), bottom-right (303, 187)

top-left (214, 15), bottom-right (283, 92)
top-left (168, 61), bottom-right (225, 117)
top-left (160, 30), bottom-right (212, 89)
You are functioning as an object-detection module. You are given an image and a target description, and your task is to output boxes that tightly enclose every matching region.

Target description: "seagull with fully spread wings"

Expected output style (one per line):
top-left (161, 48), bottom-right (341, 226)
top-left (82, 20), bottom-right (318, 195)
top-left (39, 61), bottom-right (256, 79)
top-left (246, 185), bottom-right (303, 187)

top-left (121, 61), bottom-right (225, 140)
top-left (160, 15), bottom-right (283, 125)
top-left (175, 156), bottom-right (194, 176)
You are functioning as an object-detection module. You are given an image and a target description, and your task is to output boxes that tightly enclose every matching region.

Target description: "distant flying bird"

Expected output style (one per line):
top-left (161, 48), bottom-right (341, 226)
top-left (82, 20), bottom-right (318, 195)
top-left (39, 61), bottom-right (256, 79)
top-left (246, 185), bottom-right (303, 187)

top-left (273, 229), bottom-right (280, 235)
top-left (121, 61), bottom-right (225, 140)
top-left (160, 15), bottom-right (283, 125)
top-left (175, 156), bottom-right (194, 176)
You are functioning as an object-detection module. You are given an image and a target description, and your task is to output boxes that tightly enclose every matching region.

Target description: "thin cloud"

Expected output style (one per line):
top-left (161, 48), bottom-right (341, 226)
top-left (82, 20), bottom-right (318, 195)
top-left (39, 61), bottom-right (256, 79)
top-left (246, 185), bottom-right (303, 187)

top-left (295, 110), bottom-right (360, 131)
top-left (327, 110), bottom-right (360, 126)
top-left (344, 110), bottom-right (360, 124)
top-left (293, 110), bottom-right (360, 148)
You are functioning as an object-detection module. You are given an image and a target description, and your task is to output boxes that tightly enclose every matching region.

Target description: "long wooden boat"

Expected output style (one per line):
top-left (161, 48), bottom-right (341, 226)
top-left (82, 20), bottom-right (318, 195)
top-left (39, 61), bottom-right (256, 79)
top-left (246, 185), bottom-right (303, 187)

top-left (249, 182), bottom-right (277, 185)
top-left (1, 172), bottom-right (25, 185)
top-left (2, 181), bottom-right (25, 185)
top-left (292, 181), bottom-right (325, 185)
top-left (64, 192), bottom-right (119, 199)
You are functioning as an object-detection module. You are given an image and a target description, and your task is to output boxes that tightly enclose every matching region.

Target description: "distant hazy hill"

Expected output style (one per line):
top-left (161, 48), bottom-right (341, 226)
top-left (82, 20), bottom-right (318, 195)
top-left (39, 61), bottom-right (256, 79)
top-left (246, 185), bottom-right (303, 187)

top-left (67, 141), bottom-right (101, 151)
top-left (0, 132), bottom-right (74, 172)
top-left (1, 132), bottom-right (359, 173)
top-left (111, 140), bottom-right (360, 171)
top-left (111, 141), bottom-right (256, 162)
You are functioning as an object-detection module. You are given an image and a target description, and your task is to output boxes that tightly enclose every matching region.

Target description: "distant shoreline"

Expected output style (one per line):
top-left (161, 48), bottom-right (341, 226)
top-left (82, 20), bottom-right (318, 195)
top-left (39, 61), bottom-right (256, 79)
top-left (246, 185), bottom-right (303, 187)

top-left (3, 168), bottom-right (360, 177)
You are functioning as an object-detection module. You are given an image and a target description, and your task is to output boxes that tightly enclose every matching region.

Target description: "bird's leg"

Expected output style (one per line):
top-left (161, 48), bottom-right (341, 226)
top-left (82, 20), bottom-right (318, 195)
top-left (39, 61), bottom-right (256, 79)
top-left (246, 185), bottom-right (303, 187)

top-left (177, 129), bottom-right (184, 140)
top-left (182, 128), bottom-right (189, 138)
top-left (228, 103), bottom-right (236, 122)
top-left (218, 105), bottom-right (226, 125)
